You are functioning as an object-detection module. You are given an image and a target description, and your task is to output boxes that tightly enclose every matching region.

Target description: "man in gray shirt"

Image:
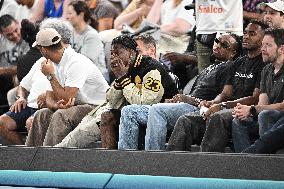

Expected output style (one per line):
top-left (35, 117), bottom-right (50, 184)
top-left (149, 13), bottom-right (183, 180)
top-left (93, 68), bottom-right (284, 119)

top-left (0, 14), bottom-right (29, 106)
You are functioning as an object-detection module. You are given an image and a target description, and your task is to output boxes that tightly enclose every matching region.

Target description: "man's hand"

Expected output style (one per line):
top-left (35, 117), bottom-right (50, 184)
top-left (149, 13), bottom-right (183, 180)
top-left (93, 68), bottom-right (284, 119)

top-left (163, 52), bottom-right (186, 65)
top-left (10, 97), bottom-right (27, 113)
top-left (171, 94), bottom-right (197, 105)
top-left (203, 104), bottom-right (221, 120)
top-left (199, 100), bottom-right (213, 108)
top-left (110, 57), bottom-right (129, 79)
top-left (138, 4), bottom-right (151, 17)
top-left (56, 98), bottom-right (75, 110)
top-left (41, 59), bottom-right (55, 76)
top-left (37, 93), bottom-right (46, 108)
top-left (0, 67), bottom-right (17, 76)
top-left (25, 115), bottom-right (34, 132)
top-left (233, 103), bottom-right (251, 120)
top-left (164, 98), bottom-right (175, 103)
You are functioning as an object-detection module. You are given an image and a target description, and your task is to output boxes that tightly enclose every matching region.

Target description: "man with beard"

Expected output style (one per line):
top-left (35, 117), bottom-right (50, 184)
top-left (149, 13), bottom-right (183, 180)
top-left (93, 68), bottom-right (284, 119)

top-left (166, 21), bottom-right (268, 152)
top-left (118, 33), bottom-right (241, 150)
top-left (232, 28), bottom-right (284, 153)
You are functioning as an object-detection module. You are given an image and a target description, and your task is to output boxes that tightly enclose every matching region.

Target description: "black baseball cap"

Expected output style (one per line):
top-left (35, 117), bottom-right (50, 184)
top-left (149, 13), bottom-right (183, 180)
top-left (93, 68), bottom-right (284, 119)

top-left (184, 3), bottom-right (195, 10)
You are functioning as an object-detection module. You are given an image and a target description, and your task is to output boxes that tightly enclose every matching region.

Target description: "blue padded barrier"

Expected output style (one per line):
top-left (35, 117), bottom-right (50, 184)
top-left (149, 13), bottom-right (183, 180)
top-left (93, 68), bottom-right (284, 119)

top-left (105, 174), bottom-right (284, 189)
top-left (1, 170), bottom-right (284, 189)
top-left (0, 170), bottom-right (112, 188)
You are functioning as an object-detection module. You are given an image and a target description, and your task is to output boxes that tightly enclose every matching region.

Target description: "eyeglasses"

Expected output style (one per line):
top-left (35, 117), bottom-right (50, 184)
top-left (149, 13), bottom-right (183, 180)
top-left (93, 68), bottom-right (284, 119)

top-left (214, 38), bottom-right (231, 49)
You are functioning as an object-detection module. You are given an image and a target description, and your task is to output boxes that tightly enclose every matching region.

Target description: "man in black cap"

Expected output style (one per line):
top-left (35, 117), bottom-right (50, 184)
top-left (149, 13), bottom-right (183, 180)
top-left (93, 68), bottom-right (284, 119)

top-left (184, 1), bottom-right (195, 10)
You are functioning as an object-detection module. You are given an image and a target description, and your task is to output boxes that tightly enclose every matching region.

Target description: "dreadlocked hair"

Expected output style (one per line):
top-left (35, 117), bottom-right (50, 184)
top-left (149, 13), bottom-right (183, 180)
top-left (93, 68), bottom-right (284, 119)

top-left (229, 33), bottom-right (242, 60)
top-left (112, 34), bottom-right (138, 51)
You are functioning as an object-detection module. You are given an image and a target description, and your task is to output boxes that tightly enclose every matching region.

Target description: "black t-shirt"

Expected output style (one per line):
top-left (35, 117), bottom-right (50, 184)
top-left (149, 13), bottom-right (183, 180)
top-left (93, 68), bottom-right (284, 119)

top-left (226, 54), bottom-right (266, 100)
top-left (17, 47), bottom-right (42, 82)
top-left (190, 60), bottom-right (232, 100)
top-left (260, 63), bottom-right (284, 104)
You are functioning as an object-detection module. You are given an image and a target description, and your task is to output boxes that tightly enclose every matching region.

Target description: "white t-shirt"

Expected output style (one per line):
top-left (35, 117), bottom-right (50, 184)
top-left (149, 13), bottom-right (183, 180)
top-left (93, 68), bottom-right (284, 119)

top-left (71, 25), bottom-right (108, 81)
top-left (14, 0), bottom-right (39, 21)
top-left (161, 0), bottom-right (195, 31)
top-left (54, 46), bottom-right (109, 105)
top-left (196, 0), bottom-right (243, 35)
top-left (20, 57), bottom-right (52, 108)
top-left (0, 0), bottom-right (19, 18)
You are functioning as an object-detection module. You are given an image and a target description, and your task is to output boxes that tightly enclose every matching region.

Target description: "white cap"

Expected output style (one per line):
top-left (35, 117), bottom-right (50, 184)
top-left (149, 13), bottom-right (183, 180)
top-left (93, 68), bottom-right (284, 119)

top-left (32, 28), bottom-right (62, 47)
top-left (265, 0), bottom-right (284, 13)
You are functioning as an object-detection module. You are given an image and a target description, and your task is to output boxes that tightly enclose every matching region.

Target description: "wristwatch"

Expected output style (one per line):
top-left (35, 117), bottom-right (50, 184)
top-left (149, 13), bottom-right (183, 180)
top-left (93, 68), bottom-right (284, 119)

top-left (220, 102), bottom-right (227, 110)
top-left (46, 74), bottom-right (55, 81)
top-left (16, 95), bottom-right (25, 100)
top-left (250, 105), bottom-right (258, 118)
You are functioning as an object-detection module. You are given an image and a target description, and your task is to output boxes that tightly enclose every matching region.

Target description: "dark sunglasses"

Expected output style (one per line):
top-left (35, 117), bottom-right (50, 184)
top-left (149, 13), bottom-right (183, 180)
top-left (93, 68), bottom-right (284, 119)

top-left (214, 38), bottom-right (231, 49)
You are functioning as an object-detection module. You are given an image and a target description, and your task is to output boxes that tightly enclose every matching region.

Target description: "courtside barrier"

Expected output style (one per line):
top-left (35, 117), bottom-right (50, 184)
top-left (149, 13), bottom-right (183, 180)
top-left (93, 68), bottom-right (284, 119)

top-left (0, 170), bottom-right (112, 188)
top-left (0, 170), bottom-right (284, 189)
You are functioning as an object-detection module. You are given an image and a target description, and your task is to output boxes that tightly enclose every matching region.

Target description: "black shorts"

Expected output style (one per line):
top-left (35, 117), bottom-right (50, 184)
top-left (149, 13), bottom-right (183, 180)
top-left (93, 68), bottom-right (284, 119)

top-left (5, 106), bottom-right (37, 131)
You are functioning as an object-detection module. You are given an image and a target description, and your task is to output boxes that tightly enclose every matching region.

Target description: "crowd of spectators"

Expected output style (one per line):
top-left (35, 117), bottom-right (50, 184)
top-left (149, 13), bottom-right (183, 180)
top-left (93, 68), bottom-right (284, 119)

top-left (0, 0), bottom-right (284, 155)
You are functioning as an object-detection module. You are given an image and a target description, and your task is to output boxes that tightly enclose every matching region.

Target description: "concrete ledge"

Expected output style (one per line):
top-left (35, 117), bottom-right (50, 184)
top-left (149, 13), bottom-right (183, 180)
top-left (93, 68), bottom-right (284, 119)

top-left (0, 146), bottom-right (283, 181)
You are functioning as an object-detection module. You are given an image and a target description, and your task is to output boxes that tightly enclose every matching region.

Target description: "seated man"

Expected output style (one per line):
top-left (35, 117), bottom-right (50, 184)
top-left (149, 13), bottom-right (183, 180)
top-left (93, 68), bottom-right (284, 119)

top-left (87, 0), bottom-right (120, 31)
top-left (232, 28), bottom-right (284, 153)
top-left (134, 34), bottom-right (156, 59)
top-left (55, 34), bottom-right (178, 148)
top-left (118, 33), bottom-right (241, 150)
top-left (25, 28), bottom-right (109, 146)
top-left (0, 14), bottom-right (30, 107)
top-left (0, 58), bottom-right (50, 145)
top-left (167, 21), bottom-right (268, 152)
top-left (0, 17), bottom-right (72, 145)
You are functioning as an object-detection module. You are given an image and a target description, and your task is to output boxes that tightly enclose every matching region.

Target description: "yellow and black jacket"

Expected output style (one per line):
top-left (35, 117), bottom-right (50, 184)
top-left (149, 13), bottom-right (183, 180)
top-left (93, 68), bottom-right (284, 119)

top-left (107, 54), bottom-right (178, 107)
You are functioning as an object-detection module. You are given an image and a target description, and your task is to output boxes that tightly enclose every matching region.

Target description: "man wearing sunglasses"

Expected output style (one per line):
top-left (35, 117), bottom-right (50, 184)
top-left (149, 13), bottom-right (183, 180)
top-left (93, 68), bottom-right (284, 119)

top-left (118, 33), bottom-right (241, 150)
top-left (167, 21), bottom-right (268, 152)
top-left (214, 38), bottom-right (231, 49)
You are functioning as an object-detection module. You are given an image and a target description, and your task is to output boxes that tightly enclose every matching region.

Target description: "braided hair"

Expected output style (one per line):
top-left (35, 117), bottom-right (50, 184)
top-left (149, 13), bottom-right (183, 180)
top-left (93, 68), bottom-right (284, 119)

top-left (111, 34), bottom-right (138, 52)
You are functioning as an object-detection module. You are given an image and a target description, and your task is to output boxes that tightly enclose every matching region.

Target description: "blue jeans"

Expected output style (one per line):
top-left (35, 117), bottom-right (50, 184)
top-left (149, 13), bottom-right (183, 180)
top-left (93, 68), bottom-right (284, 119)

top-left (243, 110), bottom-right (284, 153)
top-left (232, 110), bottom-right (284, 153)
top-left (232, 117), bottom-right (259, 153)
top-left (258, 110), bottom-right (284, 136)
top-left (145, 103), bottom-right (199, 150)
top-left (118, 104), bottom-right (150, 150)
